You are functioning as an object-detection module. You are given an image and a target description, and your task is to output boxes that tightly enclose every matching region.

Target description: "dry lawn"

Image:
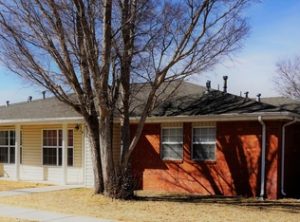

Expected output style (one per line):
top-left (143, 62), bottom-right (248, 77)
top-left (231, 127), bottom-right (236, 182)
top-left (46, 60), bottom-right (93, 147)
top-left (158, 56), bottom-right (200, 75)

top-left (0, 180), bottom-right (49, 191)
top-left (0, 217), bottom-right (35, 222)
top-left (0, 188), bottom-right (299, 222)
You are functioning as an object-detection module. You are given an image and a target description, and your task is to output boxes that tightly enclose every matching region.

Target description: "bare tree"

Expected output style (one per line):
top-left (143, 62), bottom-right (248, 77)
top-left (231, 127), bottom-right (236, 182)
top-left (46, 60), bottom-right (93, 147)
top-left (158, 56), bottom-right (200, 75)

top-left (275, 56), bottom-right (300, 99)
top-left (0, 0), bottom-right (250, 198)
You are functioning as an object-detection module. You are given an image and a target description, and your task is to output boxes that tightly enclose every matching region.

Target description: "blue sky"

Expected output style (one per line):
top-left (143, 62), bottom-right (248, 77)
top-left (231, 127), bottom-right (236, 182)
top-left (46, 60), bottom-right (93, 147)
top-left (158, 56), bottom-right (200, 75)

top-left (1, 0), bottom-right (300, 104)
top-left (194, 0), bottom-right (300, 98)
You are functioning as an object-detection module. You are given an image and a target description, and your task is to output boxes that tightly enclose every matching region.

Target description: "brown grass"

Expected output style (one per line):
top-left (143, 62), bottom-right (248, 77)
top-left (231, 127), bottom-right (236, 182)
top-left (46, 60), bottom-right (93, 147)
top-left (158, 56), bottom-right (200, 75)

top-left (0, 217), bottom-right (36, 222)
top-left (0, 180), bottom-right (49, 191)
top-left (0, 188), bottom-right (299, 222)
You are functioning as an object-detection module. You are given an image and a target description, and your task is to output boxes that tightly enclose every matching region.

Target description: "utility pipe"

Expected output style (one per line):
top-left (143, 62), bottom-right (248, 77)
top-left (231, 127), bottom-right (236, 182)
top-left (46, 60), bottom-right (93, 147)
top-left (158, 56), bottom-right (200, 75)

top-left (258, 116), bottom-right (266, 200)
top-left (281, 118), bottom-right (297, 197)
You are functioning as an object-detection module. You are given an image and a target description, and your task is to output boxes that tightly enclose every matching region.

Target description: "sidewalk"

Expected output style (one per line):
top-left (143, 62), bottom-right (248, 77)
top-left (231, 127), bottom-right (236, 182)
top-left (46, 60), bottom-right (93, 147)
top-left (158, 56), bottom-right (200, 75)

top-left (0, 185), bottom-right (83, 197)
top-left (0, 185), bottom-right (116, 222)
top-left (0, 204), bottom-right (114, 222)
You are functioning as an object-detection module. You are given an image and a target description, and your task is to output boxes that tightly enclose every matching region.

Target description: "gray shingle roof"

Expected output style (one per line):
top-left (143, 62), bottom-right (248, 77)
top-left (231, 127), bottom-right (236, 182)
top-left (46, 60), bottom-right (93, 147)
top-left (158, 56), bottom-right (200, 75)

top-left (1, 82), bottom-right (299, 121)
top-left (0, 97), bottom-right (80, 120)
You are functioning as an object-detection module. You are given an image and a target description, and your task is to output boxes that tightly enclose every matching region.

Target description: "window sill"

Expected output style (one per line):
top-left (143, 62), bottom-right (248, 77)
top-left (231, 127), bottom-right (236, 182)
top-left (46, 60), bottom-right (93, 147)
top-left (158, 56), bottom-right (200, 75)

top-left (162, 159), bottom-right (184, 164)
top-left (191, 159), bottom-right (217, 164)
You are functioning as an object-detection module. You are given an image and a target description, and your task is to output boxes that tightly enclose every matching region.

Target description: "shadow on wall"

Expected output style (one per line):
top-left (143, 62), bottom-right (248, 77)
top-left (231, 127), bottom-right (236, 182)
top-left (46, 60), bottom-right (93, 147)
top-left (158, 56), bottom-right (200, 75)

top-left (131, 122), bottom-right (280, 198)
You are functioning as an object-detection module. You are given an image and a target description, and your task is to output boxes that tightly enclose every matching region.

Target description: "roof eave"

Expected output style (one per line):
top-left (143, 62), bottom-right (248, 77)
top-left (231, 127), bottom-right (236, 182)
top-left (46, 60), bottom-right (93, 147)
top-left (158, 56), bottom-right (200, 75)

top-left (129, 111), bottom-right (300, 123)
top-left (0, 117), bottom-right (84, 125)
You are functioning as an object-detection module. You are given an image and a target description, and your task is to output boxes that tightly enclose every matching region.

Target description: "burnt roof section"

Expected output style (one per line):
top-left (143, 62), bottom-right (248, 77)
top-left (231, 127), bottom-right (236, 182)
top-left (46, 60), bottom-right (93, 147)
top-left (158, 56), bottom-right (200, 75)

top-left (150, 90), bottom-right (288, 117)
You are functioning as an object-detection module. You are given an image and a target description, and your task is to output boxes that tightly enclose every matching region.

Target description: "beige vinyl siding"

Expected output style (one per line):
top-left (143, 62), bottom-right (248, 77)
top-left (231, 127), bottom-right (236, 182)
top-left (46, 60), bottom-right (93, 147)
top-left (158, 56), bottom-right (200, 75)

top-left (161, 122), bottom-right (183, 128)
top-left (21, 124), bottom-right (83, 167)
top-left (84, 123), bottom-right (120, 187)
top-left (84, 128), bottom-right (94, 186)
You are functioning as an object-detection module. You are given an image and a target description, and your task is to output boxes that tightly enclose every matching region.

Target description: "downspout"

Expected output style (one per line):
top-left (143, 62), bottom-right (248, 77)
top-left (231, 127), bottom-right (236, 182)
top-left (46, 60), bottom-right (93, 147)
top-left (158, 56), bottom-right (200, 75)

top-left (258, 116), bottom-right (266, 200)
top-left (281, 117), bottom-right (297, 197)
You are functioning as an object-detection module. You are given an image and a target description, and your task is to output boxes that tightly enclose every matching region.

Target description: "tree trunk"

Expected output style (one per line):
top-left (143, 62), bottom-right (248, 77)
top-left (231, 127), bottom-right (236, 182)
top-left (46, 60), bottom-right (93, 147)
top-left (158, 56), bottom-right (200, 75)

top-left (85, 117), bottom-right (104, 194)
top-left (98, 114), bottom-right (115, 196)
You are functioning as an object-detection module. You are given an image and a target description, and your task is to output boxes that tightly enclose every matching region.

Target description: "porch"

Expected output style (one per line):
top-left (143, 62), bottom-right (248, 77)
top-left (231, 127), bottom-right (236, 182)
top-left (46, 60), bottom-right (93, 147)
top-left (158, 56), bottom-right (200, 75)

top-left (0, 123), bottom-right (85, 185)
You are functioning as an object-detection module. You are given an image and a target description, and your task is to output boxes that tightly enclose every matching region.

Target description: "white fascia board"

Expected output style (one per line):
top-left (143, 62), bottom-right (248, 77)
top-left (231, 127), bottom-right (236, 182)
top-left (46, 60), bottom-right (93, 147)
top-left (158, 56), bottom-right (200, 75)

top-left (129, 112), bottom-right (300, 123)
top-left (0, 117), bottom-right (84, 125)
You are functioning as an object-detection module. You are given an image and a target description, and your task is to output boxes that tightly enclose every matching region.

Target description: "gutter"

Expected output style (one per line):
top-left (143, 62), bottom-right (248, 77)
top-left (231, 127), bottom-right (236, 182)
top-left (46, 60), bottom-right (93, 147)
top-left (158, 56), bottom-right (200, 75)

top-left (281, 117), bottom-right (298, 197)
top-left (258, 116), bottom-right (266, 200)
top-left (129, 112), bottom-right (299, 124)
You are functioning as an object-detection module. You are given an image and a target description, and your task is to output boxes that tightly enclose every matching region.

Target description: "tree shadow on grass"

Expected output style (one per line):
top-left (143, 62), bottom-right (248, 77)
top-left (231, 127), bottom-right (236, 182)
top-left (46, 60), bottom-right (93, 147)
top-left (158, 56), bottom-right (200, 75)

top-left (135, 194), bottom-right (300, 213)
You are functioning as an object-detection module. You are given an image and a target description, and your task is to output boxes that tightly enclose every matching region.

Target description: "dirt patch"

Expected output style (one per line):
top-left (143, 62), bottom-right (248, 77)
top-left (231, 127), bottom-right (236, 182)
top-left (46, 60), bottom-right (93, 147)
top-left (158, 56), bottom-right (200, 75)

top-left (0, 188), bottom-right (299, 222)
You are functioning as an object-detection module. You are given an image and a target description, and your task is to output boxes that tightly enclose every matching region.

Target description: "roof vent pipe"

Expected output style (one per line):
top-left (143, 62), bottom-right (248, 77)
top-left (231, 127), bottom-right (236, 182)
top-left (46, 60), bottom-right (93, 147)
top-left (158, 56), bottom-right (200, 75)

top-left (223, 76), bottom-right (228, 93)
top-left (206, 80), bottom-right (211, 92)
top-left (28, 96), bottom-right (32, 102)
top-left (244, 91), bottom-right (249, 99)
top-left (257, 93), bottom-right (261, 102)
top-left (42, 91), bottom-right (46, 100)
top-left (6, 100), bottom-right (9, 107)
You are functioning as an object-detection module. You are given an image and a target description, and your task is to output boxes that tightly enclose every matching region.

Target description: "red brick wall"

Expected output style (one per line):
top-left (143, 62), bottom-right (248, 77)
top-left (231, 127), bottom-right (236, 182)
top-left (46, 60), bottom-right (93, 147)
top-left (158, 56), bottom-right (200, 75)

top-left (131, 121), bottom-right (282, 199)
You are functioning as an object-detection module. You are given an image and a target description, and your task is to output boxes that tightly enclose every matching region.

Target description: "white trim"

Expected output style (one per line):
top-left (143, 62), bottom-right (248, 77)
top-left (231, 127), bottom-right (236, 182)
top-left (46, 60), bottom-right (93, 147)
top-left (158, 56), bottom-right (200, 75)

top-left (191, 126), bottom-right (216, 161)
top-left (258, 116), bottom-right (266, 199)
top-left (130, 112), bottom-right (299, 124)
top-left (0, 111), bottom-right (298, 126)
top-left (62, 123), bottom-right (67, 185)
top-left (281, 118), bottom-right (298, 196)
top-left (81, 126), bottom-right (85, 185)
top-left (0, 117), bottom-right (83, 125)
top-left (15, 124), bottom-right (21, 180)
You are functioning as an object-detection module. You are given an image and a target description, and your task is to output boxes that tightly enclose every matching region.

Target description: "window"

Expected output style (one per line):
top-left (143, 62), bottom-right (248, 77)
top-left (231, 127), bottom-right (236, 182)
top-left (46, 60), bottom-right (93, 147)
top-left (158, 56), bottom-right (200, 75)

top-left (192, 127), bottom-right (216, 161)
top-left (161, 128), bottom-right (183, 160)
top-left (0, 130), bottom-right (15, 164)
top-left (42, 129), bottom-right (74, 166)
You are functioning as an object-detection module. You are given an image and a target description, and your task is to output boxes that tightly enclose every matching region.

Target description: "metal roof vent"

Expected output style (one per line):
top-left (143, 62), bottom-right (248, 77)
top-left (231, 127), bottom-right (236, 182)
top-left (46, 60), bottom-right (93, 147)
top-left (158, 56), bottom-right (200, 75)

top-left (28, 96), bottom-right (32, 102)
top-left (42, 91), bottom-right (46, 100)
top-left (257, 93), bottom-right (261, 102)
top-left (206, 80), bottom-right (211, 93)
top-left (223, 75), bottom-right (228, 93)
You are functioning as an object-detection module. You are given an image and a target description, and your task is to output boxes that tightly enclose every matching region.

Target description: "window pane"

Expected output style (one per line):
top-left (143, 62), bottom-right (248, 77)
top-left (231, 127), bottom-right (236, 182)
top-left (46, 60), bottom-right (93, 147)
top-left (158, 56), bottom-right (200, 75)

top-left (43, 130), bottom-right (57, 146)
top-left (10, 131), bottom-right (15, 145)
top-left (43, 148), bottom-right (57, 165)
top-left (0, 147), bottom-right (8, 163)
top-left (58, 130), bottom-right (62, 147)
top-left (193, 128), bottom-right (216, 143)
top-left (162, 144), bottom-right (182, 160)
top-left (161, 128), bottom-right (183, 160)
top-left (0, 131), bottom-right (8, 145)
top-left (20, 147), bottom-right (22, 164)
top-left (68, 148), bottom-right (73, 166)
top-left (10, 147), bottom-right (15, 163)
top-left (193, 144), bottom-right (215, 160)
top-left (68, 130), bottom-right (73, 147)
top-left (58, 148), bottom-right (62, 166)
top-left (162, 128), bottom-right (183, 143)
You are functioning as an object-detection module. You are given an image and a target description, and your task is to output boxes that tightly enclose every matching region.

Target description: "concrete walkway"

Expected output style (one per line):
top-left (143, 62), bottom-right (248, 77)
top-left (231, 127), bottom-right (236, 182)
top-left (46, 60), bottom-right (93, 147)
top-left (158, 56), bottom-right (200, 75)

top-left (0, 204), bottom-right (114, 222)
top-left (0, 185), bottom-right (83, 197)
top-left (0, 185), bottom-right (116, 222)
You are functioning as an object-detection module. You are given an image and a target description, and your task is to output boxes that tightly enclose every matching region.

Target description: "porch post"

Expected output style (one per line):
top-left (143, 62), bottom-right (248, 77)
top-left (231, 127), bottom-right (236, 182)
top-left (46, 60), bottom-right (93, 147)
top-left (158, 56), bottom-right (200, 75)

top-left (62, 123), bottom-right (68, 185)
top-left (15, 124), bottom-right (21, 180)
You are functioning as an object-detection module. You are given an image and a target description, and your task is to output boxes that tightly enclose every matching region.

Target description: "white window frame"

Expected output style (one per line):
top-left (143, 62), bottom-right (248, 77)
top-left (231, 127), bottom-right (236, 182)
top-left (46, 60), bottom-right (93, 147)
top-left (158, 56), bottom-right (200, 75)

top-left (161, 127), bottom-right (183, 161)
top-left (192, 126), bottom-right (216, 161)
top-left (42, 129), bottom-right (74, 166)
top-left (0, 130), bottom-right (15, 164)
